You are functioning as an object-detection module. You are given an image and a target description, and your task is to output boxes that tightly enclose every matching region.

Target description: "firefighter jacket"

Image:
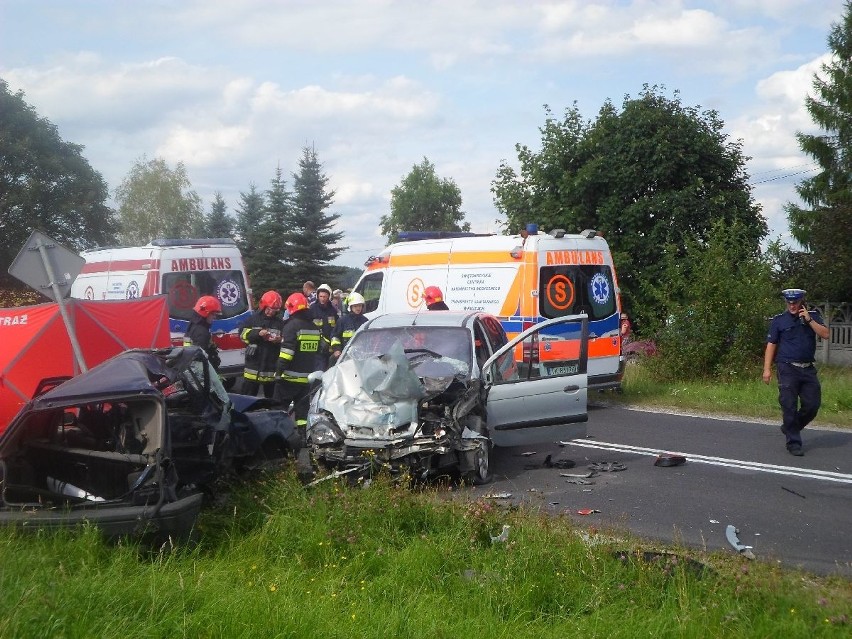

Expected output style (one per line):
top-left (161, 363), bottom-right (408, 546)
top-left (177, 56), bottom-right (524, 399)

top-left (184, 312), bottom-right (221, 370)
top-left (277, 310), bottom-right (321, 383)
top-left (239, 309), bottom-right (285, 383)
top-left (330, 312), bottom-right (368, 353)
top-left (310, 300), bottom-right (338, 354)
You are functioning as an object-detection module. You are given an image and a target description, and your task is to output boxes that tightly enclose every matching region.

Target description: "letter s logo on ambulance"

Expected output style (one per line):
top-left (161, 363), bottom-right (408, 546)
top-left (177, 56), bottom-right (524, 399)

top-left (546, 275), bottom-right (574, 311)
top-left (406, 278), bottom-right (425, 308)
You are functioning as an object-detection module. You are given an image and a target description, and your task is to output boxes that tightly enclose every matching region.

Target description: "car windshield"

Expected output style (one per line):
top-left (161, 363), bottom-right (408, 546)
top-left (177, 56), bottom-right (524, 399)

top-left (344, 326), bottom-right (472, 374)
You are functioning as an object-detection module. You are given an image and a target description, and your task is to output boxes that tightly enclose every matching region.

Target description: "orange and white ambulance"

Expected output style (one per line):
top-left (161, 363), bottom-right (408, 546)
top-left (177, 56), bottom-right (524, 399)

top-left (352, 226), bottom-right (624, 390)
top-left (70, 238), bottom-right (253, 383)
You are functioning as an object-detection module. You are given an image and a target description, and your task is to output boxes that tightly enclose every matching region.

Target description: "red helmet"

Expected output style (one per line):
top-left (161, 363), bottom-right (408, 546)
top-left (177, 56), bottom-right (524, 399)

top-left (285, 292), bottom-right (309, 314)
top-left (423, 286), bottom-right (444, 306)
top-left (193, 295), bottom-right (222, 318)
top-left (259, 290), bottom-right (283, 311)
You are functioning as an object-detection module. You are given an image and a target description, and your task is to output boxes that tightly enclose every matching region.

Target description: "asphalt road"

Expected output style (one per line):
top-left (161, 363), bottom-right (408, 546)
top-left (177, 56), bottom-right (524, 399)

top-left (465, 402), bottom-right (852, 578)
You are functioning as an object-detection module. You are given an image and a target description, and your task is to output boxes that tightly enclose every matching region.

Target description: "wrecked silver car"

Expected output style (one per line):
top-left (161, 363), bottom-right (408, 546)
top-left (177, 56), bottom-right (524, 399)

top-left (0, 347), bottom-right (300, 537)
top-left (307, 311), bottom-right (590, 484)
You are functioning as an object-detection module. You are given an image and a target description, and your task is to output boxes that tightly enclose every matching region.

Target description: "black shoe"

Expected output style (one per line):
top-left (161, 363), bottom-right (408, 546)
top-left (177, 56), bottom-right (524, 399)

top-left (787, 444), bottom-right (804, 457)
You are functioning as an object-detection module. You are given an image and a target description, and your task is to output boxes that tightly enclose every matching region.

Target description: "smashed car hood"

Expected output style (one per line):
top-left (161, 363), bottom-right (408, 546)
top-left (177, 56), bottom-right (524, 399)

top-left (318, 340), bottom-right (465, 438)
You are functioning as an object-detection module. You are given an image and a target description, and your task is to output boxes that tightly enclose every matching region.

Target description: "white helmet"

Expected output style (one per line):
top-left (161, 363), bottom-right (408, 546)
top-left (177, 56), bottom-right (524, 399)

top-left (347, 292), bottom-right (366, 310)
top-left (317, 283), bottom-right (333, 295)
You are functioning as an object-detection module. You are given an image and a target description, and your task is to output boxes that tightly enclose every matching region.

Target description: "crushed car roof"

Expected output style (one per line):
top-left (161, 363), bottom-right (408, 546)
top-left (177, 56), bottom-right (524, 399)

top-left (364, 311), bottom-right (487, 329)
top-left (30, 349), bottom-right (187, 408)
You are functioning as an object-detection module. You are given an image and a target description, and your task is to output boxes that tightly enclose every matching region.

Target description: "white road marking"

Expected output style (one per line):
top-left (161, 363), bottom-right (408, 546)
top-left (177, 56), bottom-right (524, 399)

top-left (564, 439), bottom-right (852, 484)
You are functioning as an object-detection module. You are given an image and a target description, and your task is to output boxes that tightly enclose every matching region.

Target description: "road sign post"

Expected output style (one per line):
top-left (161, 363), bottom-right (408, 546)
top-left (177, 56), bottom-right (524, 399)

top-left (8, 231), bottom-right (88, 372)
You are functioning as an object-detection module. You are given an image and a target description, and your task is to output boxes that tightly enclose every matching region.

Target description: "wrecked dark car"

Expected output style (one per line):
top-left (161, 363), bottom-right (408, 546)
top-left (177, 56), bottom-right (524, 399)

top-left (0, 347), bottom-right (300, 537)
top-left (307, 311), bottom-right (590, 484)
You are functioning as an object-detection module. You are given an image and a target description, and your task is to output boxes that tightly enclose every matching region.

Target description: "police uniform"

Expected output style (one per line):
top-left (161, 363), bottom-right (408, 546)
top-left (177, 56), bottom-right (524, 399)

top-left (238, 309), bottom-right (285, 398)
top-left (765, 290), bottom-right (826, 453)
top-left (274, 310), bottom-right (321, 429)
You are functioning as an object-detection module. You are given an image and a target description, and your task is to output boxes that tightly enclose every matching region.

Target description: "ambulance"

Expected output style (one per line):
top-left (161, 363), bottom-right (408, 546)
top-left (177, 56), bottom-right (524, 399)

top-left (352, 226), bottom-right (624, 390)
top-left (70, 238), bottom-right (253, 383)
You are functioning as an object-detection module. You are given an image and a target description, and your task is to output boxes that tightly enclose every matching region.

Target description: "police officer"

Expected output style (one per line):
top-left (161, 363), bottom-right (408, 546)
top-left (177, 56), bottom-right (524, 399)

top-left (274, 292), bottom-right (321, 433)
top-left (238, 290), bottom-right (284, 398)
top-left (330, 292), bottom-right (368, 361)
top-left (763, 288), bottom-right (830, 456)
top-left (423, 285), bottom-right (449, 310)
top-left (184, 295), bottom-right (222, 370)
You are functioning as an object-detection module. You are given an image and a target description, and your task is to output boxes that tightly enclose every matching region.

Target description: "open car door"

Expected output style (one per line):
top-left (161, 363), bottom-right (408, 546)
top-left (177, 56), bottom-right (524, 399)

top-left (483, 314), bottom-right (588, 446)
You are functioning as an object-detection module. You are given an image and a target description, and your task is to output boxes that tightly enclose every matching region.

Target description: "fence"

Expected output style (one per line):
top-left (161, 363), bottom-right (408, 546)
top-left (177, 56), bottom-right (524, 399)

top-left (813, 302), bottom-right (852, 366)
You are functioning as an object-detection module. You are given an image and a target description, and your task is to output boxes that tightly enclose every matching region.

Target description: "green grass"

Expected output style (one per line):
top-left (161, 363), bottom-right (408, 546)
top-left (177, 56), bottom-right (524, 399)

top-left (606, 363), bottom-right (852, 428)
top-left (1, 468), bottom-right (849, 638)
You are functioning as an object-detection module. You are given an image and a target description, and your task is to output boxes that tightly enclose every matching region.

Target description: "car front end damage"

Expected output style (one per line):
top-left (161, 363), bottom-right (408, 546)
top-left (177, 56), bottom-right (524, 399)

top-left (308, 341), bottom-right (488, 481)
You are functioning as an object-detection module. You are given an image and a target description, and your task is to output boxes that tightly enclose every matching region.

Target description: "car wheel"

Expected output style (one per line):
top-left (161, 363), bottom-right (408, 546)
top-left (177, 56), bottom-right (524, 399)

top-left (464, 437), bottom-right (493, 485)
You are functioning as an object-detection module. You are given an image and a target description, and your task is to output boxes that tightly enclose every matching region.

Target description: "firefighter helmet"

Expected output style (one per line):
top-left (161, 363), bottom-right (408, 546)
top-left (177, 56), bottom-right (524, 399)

top-left (285, 292), bottom-right (309, 314)
top-left (259, 290), bottom-right (283, 311)
top-left (423, 286), bottom-right (444, 306)
top-left (193, 295), bottom-right (222, 318)
top-left (347, 292), bottom-right (366, 311)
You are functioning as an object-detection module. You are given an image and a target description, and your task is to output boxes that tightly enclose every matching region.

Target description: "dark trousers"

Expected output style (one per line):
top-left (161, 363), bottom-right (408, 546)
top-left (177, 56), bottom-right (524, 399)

top-left (777, 363), bottom-right (821, 447)
top-left (239, 377), bottom-right (276, 399)
top-left (273, 380), bottom-right (311, 428)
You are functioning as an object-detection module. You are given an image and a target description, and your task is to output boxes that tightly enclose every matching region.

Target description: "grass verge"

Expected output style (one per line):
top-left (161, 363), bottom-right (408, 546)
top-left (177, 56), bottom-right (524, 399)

top-left (0, 468), bottom-right (849, 638)
top-left (605, 363), bottom-right (852, 429)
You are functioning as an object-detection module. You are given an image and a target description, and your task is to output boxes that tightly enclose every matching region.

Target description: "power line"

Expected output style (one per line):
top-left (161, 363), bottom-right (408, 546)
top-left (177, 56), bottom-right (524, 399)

top-left (750, 166), bottom-right (820, 186)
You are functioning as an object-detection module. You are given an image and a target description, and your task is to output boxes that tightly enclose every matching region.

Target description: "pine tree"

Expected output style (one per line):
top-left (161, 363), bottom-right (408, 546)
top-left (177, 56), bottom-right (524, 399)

top-left (784, 1), bottom-right (852, 300)
top-left (206, 191), bottom-right (234, 238)
top-left (280, 146), bottom-right (346, 293)
top-left (251, 166), bottom-right (292, 295)
top-left (234, 183), bottom-right (267, 301)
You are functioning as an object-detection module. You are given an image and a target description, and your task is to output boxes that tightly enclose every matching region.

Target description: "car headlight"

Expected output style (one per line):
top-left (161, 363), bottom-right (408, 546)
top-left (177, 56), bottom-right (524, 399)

top-left (308, 411), bottom-right (343, 445)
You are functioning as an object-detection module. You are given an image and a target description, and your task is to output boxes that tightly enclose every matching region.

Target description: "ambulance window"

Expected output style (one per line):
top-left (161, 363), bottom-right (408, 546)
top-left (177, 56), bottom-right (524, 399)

top-left (355, 273), bottom-right (383, 314)
top-left (539, 266), bottom-right (616, 320)
top-left (163, 270), bottom-right (249, 321)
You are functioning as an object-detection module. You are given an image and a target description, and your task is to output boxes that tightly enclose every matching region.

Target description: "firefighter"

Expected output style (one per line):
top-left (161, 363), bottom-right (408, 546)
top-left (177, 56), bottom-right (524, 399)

top-left (310, 283), bottom-right (338, 370)
top-left (238, 290), bottom-right (284, 398)
top-left (423, 285), bottom-right (449, 310)
top-left (183, 295), bottom-right (223, 370)
top-left (274, 292), bottom-right (321, 432)
top-left (330, 292), bottom-right (368, 361)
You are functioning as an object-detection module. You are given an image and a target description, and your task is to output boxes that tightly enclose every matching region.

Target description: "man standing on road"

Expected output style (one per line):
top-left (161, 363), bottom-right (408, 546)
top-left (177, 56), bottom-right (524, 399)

top-left (763, 288), bottom-right (830, 456)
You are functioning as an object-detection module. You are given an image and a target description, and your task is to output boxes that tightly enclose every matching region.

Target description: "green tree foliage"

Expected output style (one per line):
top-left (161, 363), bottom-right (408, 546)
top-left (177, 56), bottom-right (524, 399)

top-left (114, 157), bottom-right (204, 244)
top-left (492, 87), bottom-right (767, 327)
top-left (381, 157), bottom-right (470, 244)
top-left (278, 146), bottom-right (346, 295)
top-left (246, 166), bottom-right (292, 295)
top-left (234, 183), bottom-right (266, 303)
top-left (783, 2), bottom-right (852, 301)
top-left (206, 191), bottom-right (233, 238)
top-left (0, 79), bottom-right (116, 290)
top-left (643, 221), bottom-right (777, 381)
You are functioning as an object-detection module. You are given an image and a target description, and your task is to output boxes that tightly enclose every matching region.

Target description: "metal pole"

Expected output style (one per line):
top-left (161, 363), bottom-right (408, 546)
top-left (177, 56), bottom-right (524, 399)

top-left (34, 238), bottom-right (88, 373)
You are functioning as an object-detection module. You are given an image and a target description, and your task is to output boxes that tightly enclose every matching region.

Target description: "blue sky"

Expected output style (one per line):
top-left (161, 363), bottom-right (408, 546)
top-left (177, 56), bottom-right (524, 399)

top-left (0, 0), bottom-right (841, 269)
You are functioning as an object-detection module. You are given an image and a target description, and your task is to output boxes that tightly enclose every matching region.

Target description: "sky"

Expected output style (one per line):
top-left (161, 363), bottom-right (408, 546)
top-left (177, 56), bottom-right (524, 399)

top-left (0, 0), bottom-right (842, 270)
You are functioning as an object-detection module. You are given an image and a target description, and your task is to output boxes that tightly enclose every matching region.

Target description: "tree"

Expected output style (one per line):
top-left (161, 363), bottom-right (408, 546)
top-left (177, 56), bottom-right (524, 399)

top-left (234, 183), bottom-right (266, 301)
top-left (784, 1), bottom-right (852, 301)
top-left (643, 220), bottom-right (776, 381)
top-left (279, 146), bottom-right (346, 294)
top-left (381, 157), bottom-right (470, 244)
top-left (205, 191), bottom-right (233, 238)
top-left (114, 157), bottom-right (204, 244)
top-left (0, 79), bottom-right (117, 292)
top-left (249, 166), bottom-right (292, 294)
top-left (492, 86), bottom-right (767, 327)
